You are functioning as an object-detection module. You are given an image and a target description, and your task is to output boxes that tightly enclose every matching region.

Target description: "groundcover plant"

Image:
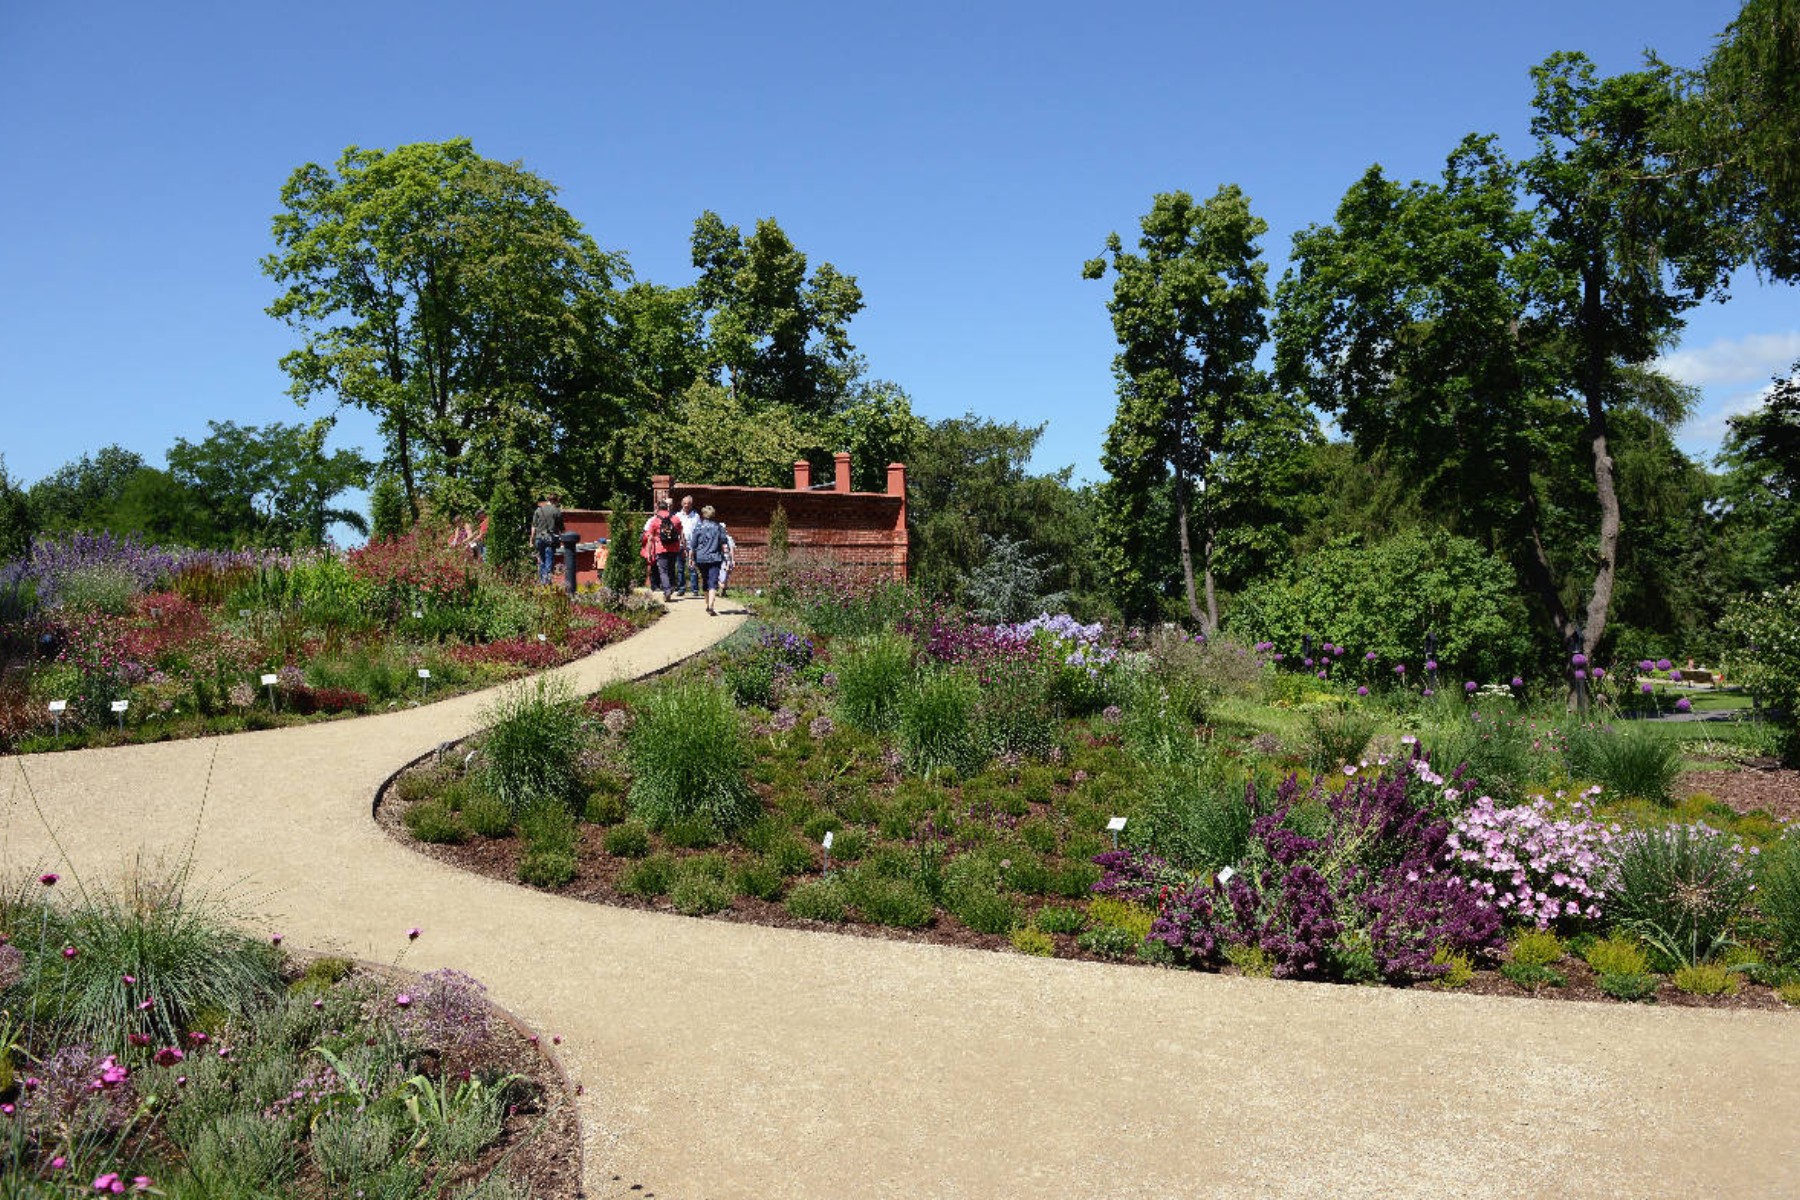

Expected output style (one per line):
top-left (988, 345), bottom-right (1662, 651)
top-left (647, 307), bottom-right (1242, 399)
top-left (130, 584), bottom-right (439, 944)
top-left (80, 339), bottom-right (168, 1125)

top-left (386, 563), bottom-right (1800, 1008)
top-left (0, 530), bottom-right (655, 753)
top-left (0, 870), bottom-right (569, 1197)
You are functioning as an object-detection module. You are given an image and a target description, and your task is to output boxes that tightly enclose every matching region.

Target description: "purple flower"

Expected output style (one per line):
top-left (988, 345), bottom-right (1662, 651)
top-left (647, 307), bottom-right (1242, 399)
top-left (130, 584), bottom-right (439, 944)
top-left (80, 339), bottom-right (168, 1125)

top-left (1571, 653), bottom-right (1587, 667)
top-left (1573, 669), bottom-right (1587, 680)
top-left (1422, 688), bottom-right (1434, 697)
top-left (1425, 660), bottom-right (1438, 672)
top-left (1675, 697), bottom-right (1692, 713)
top-left (1464, 681), bottom-right (1478, 693)
top-left (1365, 651), bottom-right (1377, 662)
top-left (1656, 658), bottom-right (1673, 671)
top-left (1356, 686), bottom-right (1369, 697)
top-left (1640, 682), bottom-right (1653, 694)
top-left (1592, 668), bottom-right (1604, 680)
top-left (39, 873), bottom-right (59, 887)
top-left (1394, 664), bottom-right (1406, 675)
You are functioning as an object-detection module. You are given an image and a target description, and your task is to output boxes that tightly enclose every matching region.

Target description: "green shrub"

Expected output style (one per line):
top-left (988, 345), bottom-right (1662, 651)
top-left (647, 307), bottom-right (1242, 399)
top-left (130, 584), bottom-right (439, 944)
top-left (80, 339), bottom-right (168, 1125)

top-left (1132, 763), bottom-right (1251, 872)
top-left (1223, 942), bottom-right (1275, 978)
top-left (1604, 824), bottom-right (1755, 967)
top-left (1499, 962), bottom-right (1565, 989)
top-left (670, 873), bottom-right (734, 916)
top-left (1584, 935), bottom-right (1650, 977)
top-left (34, 875), bottom-right (283, 1048)
top-left (1050, 861), bottom-right (1102, 899)
top-left (1308, 708), bottom-right (1377, 773)
top-left (847, 874), bottom-right (935, 928)
top-left (480, 677), bottom-right (587, 816)
top-left (404, 799), bottom-right (469, 845)
top-left (291, 955), bottom-right (354, 994)
top-left (1722, 584), bottom-right (1800, 754)
top-left (1595, 973), bottom-right (1660, 1002)
top-left (785, 879), bottom-right (848, 922)
top-left (583, 789), bottom-right (629, 826)
top-left (1001, 855), bottom-right (1053, 896)
top-left (663, 816), bottom-right (721, 849)
top-left (186, 1109), bottom-right (299, 1189)
top-left (765, 836), bottom-right (816, 877)
top-left (1087, 897), bottom-right (1154, 940)
top-left (517, 800), bottom-right (579, 888)
top-left (1778, 980), bottom-right (1800, 1006)
top-left (1009, 927), bottom-right (1056, 957)
top-left (953, 888), bottom-right (1020, 935)
top-left (604, 822), bottom-right (651, 858)
top-left (833, 633), bottom-right (914, 734)
top-left (828, 827), bottom-right (869, 862)
top-left (1033, 905), bottom-right (1088, 935)
top-left (1429, 947), bottom-right (1475, 989)
top-left (1076, 925), bottom-right (1142, 960)
top-left (627, 682), bottom-right (759, 834)
top-left (735, 858), bottom-right (786, 901)
top-left (898, 669), bottom-right (987, 779)
top-left (1754, 829), bottom-right (1800, 964)
top-left (1509, 929), bottom-right (1564, 967)
top-left (1588, 725), bottom-right (1683, 806)
top-left (311, 1112), bottom-right (401, 1186)
top-left (1427, 715), bottom-right (1533, 803)
top-left (1117, 673), bottom-right (1208, 769)
top-left (456, 787), bottom-right (512, 837)
top-left (1672, 963), bottom-right (1738, 996)
top-left (1019, 819), bottom-right (1059, 855)
top-left (617, 853), bottom-right (675, 898)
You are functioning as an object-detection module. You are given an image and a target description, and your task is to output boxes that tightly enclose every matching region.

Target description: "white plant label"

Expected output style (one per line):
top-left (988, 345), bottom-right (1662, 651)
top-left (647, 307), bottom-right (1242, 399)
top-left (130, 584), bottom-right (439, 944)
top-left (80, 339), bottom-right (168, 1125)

top-left (413, 610), bottom-right (423, 619)
top-left (537, 633), bottom-right (547, 642)
top-left (417, 669), bottom-right (431, 679)
top-left (110, 700), bottom-right (129, 713)
top-left (821, 831), bottom-right (834, 850)
top-left (260, 673), bottom-right (279, 686)
top-left (1106, 816), bottom-right (1128, 833)
top-left (239, 609), bottom-right (251, 618)
top-left (1216, 866), bottom-right (1236, 885)
top-left (47, 700), bottom-right (67, 713)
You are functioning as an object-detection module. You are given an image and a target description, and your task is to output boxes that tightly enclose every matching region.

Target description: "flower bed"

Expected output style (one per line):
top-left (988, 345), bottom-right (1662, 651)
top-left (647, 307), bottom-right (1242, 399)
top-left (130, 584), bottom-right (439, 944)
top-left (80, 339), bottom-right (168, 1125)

top-left (0, 532), bottom-right (657, 753)
top-left (0, 874), bottom-right (579, 1197)
top-left (379, 591), bottom-right (1800, 1011)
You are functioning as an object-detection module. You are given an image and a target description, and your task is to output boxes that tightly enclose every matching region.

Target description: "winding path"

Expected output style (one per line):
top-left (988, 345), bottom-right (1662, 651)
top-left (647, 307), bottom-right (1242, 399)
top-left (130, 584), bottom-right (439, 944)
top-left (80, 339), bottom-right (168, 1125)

top-left (6, 600), bottom-right (1799, 1199)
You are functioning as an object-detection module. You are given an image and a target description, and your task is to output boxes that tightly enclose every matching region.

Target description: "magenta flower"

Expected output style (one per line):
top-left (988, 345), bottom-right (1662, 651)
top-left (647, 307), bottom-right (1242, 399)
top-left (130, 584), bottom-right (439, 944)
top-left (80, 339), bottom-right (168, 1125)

top-left (1364, 651), bottom-right (1377, 662)
top-left (1425, 660), bottom-right (1437, 672)
top-left (1571, 652), bottom-right (1587, 666)
top-left (1423, 688), bottom-right (1434, 697)
top-left (407, 927), bottom-right (422, 940)
top-left (270, 934), bottom-right (282, 946)
top-left (39, 873), bottom-right (58, 887)
top-left (62, 946), bottom-right (77, 959)
top-left (395, 993), bottom-right (413, 1008)
top-left (1641, 682), bottom-right (1654, 694)
top-left (1356, 686), bottom-right (1369, 696)
top-left (1675, 697), bottom-right (1692, 713)
top-left (1656, 658), bottom-right (1673, 671)
top-left (153, 1046), bottom-right (184, 1066)
top-left (121, 974), bottom-right (135, 985)
top-left (1592, 667), bottom-right (1605, 680)
top-left (1394, 664), bottom-right (1406, 675)
top-left (1465, 681), bottom-right (1478, 693)
top-left (1573, 669), bottom-right (1587, 680)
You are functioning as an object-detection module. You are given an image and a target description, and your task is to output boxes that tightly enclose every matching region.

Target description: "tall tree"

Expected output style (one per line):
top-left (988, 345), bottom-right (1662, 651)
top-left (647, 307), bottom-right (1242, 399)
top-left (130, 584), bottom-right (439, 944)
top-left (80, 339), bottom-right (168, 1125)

top-left (0, 456), bottom-right (35, 561)
top-left (690, 211), bottom-right (864, 411)
top-left (167, 420), bottom-right (370, 547)
top-left (1661, 0), bottom-right (1800, 280)
top-left (264, 140), bottom-right (627, 514)
top-left (1716, 362), bottom-right (1800, 589)
top-left (1085, 186), bottom-right (1298, 632)
top-left (27, 445), bottom-right (146, 533)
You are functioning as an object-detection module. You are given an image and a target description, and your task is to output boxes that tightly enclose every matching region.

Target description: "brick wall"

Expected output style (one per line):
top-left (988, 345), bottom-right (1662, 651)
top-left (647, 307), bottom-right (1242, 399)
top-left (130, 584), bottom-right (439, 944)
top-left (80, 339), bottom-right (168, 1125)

top-left (562, 455), bottom-right (908, 590)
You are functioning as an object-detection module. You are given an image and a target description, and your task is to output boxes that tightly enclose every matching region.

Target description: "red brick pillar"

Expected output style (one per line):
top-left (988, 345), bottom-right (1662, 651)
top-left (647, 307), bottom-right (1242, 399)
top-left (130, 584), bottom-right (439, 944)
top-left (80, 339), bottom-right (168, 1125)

top-left (833, 451), bottom-right (851, 493)
top-left (887, 462), bottom-right (909, 581)
top-left (651, 474), bottom-right (671, 511)
top-left (793, 460), bottom-right (811, 490)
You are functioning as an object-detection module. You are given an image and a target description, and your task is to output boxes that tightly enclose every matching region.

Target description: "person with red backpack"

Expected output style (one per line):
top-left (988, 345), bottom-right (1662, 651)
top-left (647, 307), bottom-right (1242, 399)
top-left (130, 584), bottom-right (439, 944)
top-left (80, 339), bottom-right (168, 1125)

top-left (642, 500), bottom-right (685, 602)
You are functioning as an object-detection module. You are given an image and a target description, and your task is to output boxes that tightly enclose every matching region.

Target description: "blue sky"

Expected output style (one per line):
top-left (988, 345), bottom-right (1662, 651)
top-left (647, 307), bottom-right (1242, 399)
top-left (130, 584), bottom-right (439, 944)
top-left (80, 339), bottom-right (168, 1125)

top-left (1, 0), bottom-right (1792, 498)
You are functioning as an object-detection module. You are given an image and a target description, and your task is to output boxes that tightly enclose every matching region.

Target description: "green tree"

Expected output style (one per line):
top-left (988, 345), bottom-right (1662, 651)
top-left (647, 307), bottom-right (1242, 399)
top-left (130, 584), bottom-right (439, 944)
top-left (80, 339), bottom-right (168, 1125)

top-left (1661, 0), bottom-right (1800, 280)
top-left (264, 139), bottom-right (628, 514)
top-left (905, 415), bottom-right (1091, 608)
top-left (167, 420), bottom-right (370, 547)
top-left (1716, 364), bottom-right (1800, 589)
top-left (28, 445), bottom-right (145, 533)
top-left (1085, 186), bottom-right (1302, 632)
top-left (690, 211), bottom-right (864, 411)
top-left (0, 456), bottom-right (36, 561)
top-left (106, 468), bottom-right (219, 546)
top-left (368, 471), bottom-right (409, 541)
top-left (485, 468), bottom-right (529, 579)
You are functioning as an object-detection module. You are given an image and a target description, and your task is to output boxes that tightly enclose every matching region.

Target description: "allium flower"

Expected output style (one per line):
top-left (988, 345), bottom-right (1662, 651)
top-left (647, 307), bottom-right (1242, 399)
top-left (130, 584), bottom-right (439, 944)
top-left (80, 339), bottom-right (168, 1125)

top-left (603, 708), bottom-right (630, 735)
top-left (1573, 669), bottom-right (1587, 680)
top-left (227, 682), bottom-right (255, 709)
top-left (1639, 660), bottom-right (1654, 671)
top-left (1356, 686), bottom-right (1369, 696)
top-left (1425, 660), bottom-right (1437, 672)
top-left (1394, 664), bottom-right (1406, 675)
top-left (1464, 681), bottom-right (1478, 693)
top-left (1365, 651), bottom-right (1377, 662)
top-left (1640, 682), bottom-right (1653, 694)
top-left (1592, 668), bottom-right (1605, 679)
top-left (1656, 658), bottom-right (1673, 671)
top-left (1101, 705), bottom-right (1123, 725)
top-left (1571, 653), bottom-right (1587, 666)
top-left (820, 672), bottom-right (837, 689)
top-left (1422, 689), bottom-right (1433, 697)
top-left (808, 715), bottom-right (834, 739)
top-left (1317, 670), bottom-right (1327, 679)
top-left (1675, 697), bottom-right (1692, 713)
top-left (771, 708), bottom-right (799, 733)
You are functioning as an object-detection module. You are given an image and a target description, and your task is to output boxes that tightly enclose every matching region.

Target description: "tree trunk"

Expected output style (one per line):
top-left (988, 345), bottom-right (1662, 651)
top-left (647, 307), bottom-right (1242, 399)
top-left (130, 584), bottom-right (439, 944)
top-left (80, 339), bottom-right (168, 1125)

top-left (1172, 471), bottom-right (1207, 628)
top-left (1578, 262), bottom-right (1620, 658)
top-left (1201, 528), bottom-right (1220, 635)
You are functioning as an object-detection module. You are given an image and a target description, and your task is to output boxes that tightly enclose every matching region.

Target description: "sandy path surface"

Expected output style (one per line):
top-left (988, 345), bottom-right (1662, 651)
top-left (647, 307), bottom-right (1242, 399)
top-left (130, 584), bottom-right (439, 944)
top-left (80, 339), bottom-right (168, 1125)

top-left (6, 598), bottom-right (1799, 1199)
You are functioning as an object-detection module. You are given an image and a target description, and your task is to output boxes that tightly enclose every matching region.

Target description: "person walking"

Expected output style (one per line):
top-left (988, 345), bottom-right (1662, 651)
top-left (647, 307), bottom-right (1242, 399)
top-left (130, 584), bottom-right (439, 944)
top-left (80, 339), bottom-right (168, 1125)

top-left (531, 493), bottom-right (564, 585)
top-left (674, 494), bottom-right (701, 597)
top-left (688, 504), bottom-right (727, 615)
top-left (643, 500), bottom-right (684, 602)
top-left (716, 522), bottom-right (735, 596)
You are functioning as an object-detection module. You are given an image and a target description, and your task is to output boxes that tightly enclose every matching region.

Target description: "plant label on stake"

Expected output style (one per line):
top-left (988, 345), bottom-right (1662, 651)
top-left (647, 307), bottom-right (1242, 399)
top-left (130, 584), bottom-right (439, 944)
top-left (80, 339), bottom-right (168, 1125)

top-left (48, 699), bottom-right (66, 737)
top-left (111, 699), bottom-right (129, 732)
top-left (1216, 866), bottom-right (1236, 886)
top-left (412, 610), bottom-right (423, 620)
top-left (260, 673), bottom-right (279, 712)
top-left (1106, 815), bottom-right (1127, 850)
top-left (821, 829), bottom-right (834, 876)
top-left (417, 667), bottom-right (430, 698)
top-left (537, 633), bottom-right (547, 642)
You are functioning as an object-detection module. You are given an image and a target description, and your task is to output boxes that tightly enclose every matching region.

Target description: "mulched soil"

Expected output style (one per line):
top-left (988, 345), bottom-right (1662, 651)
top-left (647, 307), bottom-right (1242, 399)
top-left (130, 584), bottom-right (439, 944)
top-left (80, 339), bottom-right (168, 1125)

top-left (1680, 763), bottom-right (1800, 824)
top-left (376, 761), bottom-right (1800, 1015)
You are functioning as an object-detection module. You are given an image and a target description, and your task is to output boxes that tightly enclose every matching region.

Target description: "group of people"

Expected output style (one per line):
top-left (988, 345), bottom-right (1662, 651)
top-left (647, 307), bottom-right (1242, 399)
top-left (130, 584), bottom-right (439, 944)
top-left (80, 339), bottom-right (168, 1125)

top-left (446, 512), bottom-right (489, 561)
top-left (641, 494), bottom-right (734, 615)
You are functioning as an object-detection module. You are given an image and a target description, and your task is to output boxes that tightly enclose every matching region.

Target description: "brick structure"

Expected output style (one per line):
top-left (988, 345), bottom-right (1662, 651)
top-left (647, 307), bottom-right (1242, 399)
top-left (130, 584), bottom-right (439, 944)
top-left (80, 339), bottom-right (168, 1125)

top-left (560, 453), bottom-right (908, 589)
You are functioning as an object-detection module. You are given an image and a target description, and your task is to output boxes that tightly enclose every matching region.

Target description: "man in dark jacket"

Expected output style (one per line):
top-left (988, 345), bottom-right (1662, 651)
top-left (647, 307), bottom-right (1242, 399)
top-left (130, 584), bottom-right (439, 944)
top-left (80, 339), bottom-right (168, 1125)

top-left (531, 493), bottom-right (564, 584)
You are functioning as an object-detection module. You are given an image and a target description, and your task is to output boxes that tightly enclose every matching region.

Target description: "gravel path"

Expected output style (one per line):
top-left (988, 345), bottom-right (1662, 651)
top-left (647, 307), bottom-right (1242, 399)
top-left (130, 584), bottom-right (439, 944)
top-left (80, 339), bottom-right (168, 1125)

top-left (6, 599), bottom-right (1800, 1199)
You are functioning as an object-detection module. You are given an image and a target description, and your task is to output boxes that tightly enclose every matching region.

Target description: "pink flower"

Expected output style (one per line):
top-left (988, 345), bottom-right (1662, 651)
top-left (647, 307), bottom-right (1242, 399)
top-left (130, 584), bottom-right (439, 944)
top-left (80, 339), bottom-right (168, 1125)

top-left (39, 873), bottom-right (58, 887)
top-left (93, 1173), bottom-right (124, 1193)
top-left (395, 993), bottom-right (413, 1008)
top-left (270, 934), bottom-right (283, 946)
top-left (121, 974), bottom-right (136, 985)
top-left (154, 1046), bottom-right (184, 1066)
top-left (63, 946), bottom-right (77, 959)
top-left (1675, 697), bottom-right (1692, 713)
top-left (407, 927), bottom-right (422, 940)
top-left (51, 1156), bottom-right (66, 1169)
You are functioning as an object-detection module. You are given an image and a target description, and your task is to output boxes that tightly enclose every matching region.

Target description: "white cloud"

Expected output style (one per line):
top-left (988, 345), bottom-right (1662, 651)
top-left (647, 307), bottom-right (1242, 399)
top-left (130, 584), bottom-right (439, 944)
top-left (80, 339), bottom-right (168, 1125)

top-left (1656, 330), bottom-right (1800, 388)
